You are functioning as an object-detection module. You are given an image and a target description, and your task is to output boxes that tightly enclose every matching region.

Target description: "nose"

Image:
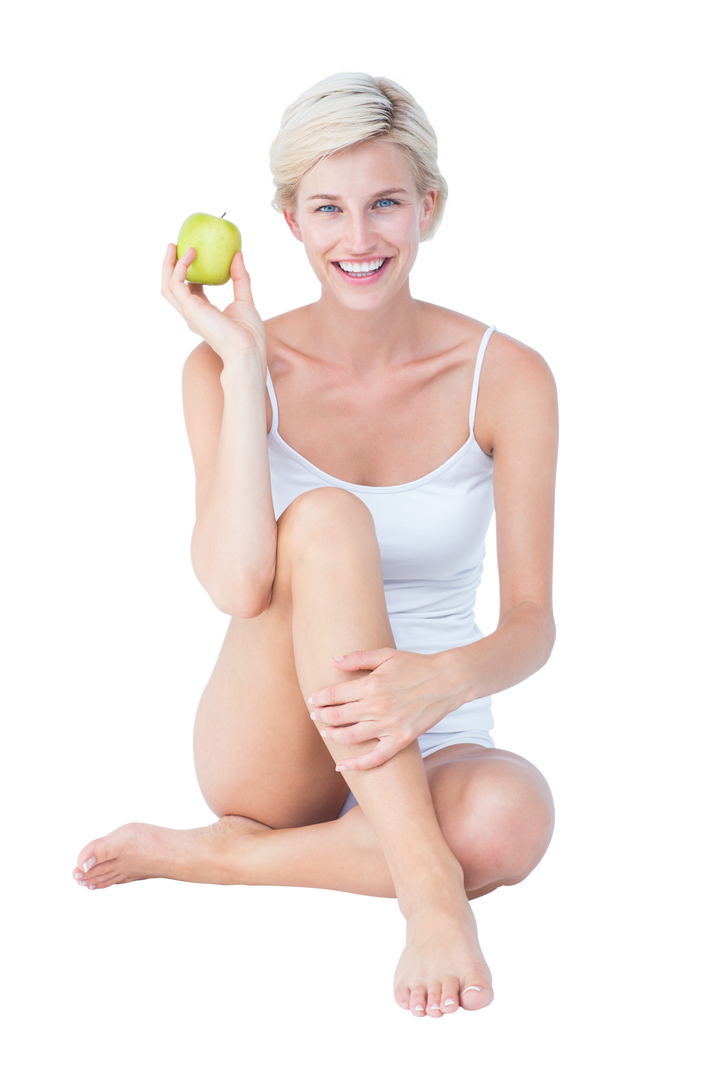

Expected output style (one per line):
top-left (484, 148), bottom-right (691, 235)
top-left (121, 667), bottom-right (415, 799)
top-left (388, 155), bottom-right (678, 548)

top-left (341, 208), bottom-right (377, 255)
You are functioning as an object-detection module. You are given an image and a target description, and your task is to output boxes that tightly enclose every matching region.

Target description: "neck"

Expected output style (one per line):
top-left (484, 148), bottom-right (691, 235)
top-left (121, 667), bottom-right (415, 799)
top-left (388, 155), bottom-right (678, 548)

top-left (306, 283), bottom-right (428, 375)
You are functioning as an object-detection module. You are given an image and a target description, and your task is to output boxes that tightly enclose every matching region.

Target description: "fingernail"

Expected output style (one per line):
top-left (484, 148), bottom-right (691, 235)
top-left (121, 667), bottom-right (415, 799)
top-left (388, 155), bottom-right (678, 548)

top-left (331, 655), bottom-right (344, 661)
top-left (336, 764), bottom-right (348, 772)
top-left (308, 696), bottom-right (314, 705)
top-left (310, 711), bottom-right (317, 721)
top-left (320, 729), bottom-right (328, 738)
top-left (76, 878), bottom-right (85, 886)
top-left (83, 857), bottom-right (96, 873)
top-left (88, 885), bottom-right (96, 891)
top-left (444, 998), bottom-right (455, 1006)
top-left (74, 873), bottom-right (83, 880)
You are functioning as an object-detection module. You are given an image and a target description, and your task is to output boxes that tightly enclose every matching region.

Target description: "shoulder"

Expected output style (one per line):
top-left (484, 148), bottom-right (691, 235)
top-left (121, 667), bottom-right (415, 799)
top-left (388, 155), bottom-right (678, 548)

top-left (414, 301), bottom-right (487, 351)
top-left (476, 330), bottom-right (558, 456)
top-left (414, 306), bottom-right (557, 463)
top-left (482, 329), bottom-right (556, 408)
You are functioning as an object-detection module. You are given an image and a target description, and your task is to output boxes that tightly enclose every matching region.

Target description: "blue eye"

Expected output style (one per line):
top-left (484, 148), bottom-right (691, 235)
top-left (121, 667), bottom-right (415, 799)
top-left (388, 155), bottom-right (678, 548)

top-left (375, 198), bottom-right (397, 208)
top-left (315, 198), bottom-right (397, 212)
top-left (318, 204), bottom-right (339, 213)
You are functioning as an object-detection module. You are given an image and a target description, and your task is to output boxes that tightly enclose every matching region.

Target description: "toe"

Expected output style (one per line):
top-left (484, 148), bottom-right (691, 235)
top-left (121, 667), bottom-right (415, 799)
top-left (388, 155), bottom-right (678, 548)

top-left (79, 867), bottom-right (119, 887)
top-left (425, 983), bottom-right (444, 1018)
top-left (409, 985), bottom-right (428, 1017)
top-left (460, 982), bottom-right (493, 1011)
top-left (390, 989), bottom-right (408, 1015)
top-left (388, 976), bottom-right (410, 1015)
top-left (76, 841), bottom-right (102, 875)
top-left (440, 979), bottom-right (460, 1013)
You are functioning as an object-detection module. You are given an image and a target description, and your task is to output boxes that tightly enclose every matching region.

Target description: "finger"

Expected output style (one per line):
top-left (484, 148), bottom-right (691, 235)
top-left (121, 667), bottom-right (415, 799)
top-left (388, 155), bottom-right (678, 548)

top-left (334, 648), bottom-right (397, 665)
top-left (321, 725), bottom-right (360, 743)
top-left (171, 250), bottom-right (211, 317)
top-left (160, 243), bottom-right (198, 289)
top-left (310, 682), bottom-right (367, 717)
top-left (161, 243), bottom-right (178, 297)
top-left (338, 747), bottom-right (395, 773)
top-left (319, 717), bottom-right (377, 743)
top-left (229, 251), bottom-right (257, 304)
top-left (173, 245), bottom-right (198, 283)
top-left (161, 243), bottom-right (192, 315)
top-left (311, 699), bottom-right (367, 726)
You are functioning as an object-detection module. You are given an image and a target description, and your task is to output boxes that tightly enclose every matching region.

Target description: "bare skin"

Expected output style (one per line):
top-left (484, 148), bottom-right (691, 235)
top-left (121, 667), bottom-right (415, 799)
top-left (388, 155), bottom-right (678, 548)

top-left (73, 491), bottom-right (554, 1016)
top-left (70, 812), bottom-right (498, 1015)
top-left (73, 815), bottom-right (492, 1016)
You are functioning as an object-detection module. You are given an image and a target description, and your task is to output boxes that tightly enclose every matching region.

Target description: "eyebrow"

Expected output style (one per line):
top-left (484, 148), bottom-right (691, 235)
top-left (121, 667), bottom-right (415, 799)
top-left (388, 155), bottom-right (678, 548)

top-left (305, 188), bottom-right (410, 201)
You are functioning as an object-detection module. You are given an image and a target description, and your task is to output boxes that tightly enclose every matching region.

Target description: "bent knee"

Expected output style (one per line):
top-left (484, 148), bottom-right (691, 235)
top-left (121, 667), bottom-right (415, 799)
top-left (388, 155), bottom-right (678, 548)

top-left (287, 488), bottom-right (369, 511)
top-left (451, 768), bottom-right (557, 876)
top-left (277, 487), bottom-right (376, 548)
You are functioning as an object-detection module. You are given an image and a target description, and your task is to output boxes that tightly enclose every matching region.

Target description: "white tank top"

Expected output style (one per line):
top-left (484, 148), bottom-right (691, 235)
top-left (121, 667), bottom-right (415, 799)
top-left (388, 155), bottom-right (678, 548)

top-left (266, 324), bottom-right (497, 735)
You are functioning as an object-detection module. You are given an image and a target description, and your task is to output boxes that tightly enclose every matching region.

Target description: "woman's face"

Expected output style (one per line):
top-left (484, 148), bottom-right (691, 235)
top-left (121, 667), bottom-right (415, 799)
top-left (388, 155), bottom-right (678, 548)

top-left (284, 139), bottom-right (437, 313)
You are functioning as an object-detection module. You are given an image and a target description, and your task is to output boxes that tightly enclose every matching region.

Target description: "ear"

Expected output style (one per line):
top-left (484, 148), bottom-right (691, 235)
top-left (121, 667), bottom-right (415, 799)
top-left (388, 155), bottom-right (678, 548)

top-left (419, 190), bottom-right (438, 233)
top-left (283, 207), bottom-right (303, 242)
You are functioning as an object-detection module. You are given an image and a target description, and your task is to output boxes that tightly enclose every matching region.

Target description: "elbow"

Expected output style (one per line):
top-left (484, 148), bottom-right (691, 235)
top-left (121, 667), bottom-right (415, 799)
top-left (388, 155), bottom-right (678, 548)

top-left (188, 537), bottom-right (276, 622)
top-left (188, 552), bottom-right (273, 622)
top-left (235, 587), bottom-right (274, 622)
top-left (205, 579), bottom-right (274, 619)
top-left (214, 596), bottom-right (271, 619)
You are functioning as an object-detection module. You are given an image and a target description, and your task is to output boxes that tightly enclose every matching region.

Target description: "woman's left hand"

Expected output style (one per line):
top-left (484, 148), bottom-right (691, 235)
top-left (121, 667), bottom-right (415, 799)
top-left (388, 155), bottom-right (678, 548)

top-left (309, 649), bottom-right (469, 771)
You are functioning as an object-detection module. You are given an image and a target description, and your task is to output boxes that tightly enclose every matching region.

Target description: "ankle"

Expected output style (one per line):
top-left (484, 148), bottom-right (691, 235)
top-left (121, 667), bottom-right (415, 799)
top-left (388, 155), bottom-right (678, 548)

top-left (395, 857), bottom-right (467, 920)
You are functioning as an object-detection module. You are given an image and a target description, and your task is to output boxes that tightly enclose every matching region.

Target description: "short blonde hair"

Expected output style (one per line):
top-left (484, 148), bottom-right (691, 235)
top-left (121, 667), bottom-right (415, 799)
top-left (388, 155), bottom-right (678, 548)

top-left (269, 73), bottom-right (447, 241)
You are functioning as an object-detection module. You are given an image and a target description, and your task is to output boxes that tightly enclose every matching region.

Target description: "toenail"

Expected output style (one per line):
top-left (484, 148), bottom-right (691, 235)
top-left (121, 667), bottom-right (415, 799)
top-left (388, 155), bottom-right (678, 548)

top-left (462, 986), bottom-right (484, 994)
top-left (444, 999), bottom-right (455, 1006)
top-left (83, 857), bottom-right (96, 873)
top-left (428, 1004), bottom-right (441, 1010)
top-left (414, 1005), bottom-right (424, 1012)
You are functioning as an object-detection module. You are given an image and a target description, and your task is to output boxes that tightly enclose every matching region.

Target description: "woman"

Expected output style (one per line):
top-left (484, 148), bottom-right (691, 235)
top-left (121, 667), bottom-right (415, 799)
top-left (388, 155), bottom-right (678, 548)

top-left (73, 73), bottom-right (558, 1018)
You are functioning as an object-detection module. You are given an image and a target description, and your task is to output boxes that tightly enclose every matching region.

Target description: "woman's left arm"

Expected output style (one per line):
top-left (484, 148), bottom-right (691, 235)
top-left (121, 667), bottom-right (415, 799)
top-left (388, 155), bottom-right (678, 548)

top-left (312, 335), bottom-right (559, 770)
top-left (444, 328), bottom-right (561, 699)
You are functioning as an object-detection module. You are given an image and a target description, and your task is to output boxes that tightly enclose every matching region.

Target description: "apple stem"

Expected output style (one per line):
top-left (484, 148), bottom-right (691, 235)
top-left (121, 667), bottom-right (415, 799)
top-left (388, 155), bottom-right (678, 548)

top-left (221, 212), bottom-right (226, 219)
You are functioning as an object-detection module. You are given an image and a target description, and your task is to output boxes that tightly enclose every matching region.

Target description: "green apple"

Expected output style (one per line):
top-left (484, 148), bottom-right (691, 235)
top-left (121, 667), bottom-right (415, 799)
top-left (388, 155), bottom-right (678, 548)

top-left (176, 212), bottom-right (242, 285)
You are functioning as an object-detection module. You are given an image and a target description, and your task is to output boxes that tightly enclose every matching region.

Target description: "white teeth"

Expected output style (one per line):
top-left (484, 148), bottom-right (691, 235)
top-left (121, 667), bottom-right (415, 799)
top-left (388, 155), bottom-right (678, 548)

top-left (338, 258), bottom-right (385, 274)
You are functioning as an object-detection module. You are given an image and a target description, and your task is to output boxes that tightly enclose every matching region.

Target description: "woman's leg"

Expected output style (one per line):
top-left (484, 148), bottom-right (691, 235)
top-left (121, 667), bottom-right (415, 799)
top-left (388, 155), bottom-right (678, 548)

top-left (73, 487), bottom-right (554, 1014)
top-left (191, 506), bottom-right (353, 830)
top-left (276, 494), bottom-right (475, 900)
top-left (197, 484), bottom-right (459, 906)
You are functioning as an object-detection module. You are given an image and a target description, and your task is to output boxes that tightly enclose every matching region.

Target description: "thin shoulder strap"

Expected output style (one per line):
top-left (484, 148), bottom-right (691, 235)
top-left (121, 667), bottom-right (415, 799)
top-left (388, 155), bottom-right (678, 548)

top-left (266, 366), bottom-right (279, 436)
top-left (468, 325), bottom-right (496, 433)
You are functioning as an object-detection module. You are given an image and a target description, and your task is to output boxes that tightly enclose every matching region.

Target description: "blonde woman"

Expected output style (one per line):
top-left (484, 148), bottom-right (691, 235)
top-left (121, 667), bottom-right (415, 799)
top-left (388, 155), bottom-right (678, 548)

top-left (73, 74), bottom-right (558, 1018)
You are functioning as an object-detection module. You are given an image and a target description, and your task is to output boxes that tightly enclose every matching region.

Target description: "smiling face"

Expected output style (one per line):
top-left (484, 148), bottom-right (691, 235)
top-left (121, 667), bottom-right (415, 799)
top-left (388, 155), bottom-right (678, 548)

top-left (283, 139), bottom-right (437, 313)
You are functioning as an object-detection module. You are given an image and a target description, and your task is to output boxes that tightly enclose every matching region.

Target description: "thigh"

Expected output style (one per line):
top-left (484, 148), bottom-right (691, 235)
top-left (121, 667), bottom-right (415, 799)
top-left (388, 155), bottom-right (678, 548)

top-left (193, 541), bottom-right (349, 829)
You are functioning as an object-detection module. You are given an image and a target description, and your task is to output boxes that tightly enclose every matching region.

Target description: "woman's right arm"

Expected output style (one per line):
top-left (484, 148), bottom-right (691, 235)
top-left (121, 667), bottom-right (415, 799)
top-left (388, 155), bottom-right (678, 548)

top-left (162, 244), bottom-right (277, 618)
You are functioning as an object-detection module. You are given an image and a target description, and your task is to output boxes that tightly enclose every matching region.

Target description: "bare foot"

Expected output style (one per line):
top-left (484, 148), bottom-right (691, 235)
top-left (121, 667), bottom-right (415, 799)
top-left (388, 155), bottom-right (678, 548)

top-left (72, 816), bottom-right (271, 890)
top-left (393, 883), bottom-right (494, 1018)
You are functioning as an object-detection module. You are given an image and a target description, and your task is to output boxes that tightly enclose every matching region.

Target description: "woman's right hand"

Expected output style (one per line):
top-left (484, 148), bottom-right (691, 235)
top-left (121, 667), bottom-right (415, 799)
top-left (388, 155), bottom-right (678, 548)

top-left (161, 244), bottom-right (266, 361)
